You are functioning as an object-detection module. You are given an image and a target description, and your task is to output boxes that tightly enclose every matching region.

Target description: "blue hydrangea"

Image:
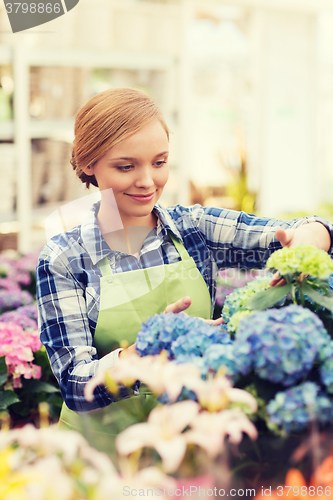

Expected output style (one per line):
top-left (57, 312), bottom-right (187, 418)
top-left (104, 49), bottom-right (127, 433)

top-left (233, 305), bottom-right (331, 386)
top-left (329, 274), bottom-right (333, 290)
top-left (171, 323), bottom-right (231, 359)
top-left (319, 340), bottom-right (333, 393)
top-left (204, 343), bottom-right (240, 379)
top-left (222, 275), bottom-right (272, 323)
top-left (266, 382), bottom-right (333, 433)
top-left (174, 353), bottom-right (208, 375)
top-left (135, 312), bottom-right (230, 359)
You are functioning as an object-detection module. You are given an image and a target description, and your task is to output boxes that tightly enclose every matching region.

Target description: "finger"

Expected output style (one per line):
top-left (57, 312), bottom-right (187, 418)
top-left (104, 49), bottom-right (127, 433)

top-left (270, 272), bottom-right (286, 287)
top-left (269, 271), bottom-right (280, 286)
top-left (272, 278), bottom-right (286, 287)
top-left (119, 344), bottom-right (138, 358)
top-left (164, 296), bottom-right (191, 314)
top-left (210, 317), bottom-right (224, 326)
top-left (197, 317), bottom-right (224, 325)
top-left (270, 271), bottom-right (280, 285)
top-left (275, 228), bottom-right (294, 247)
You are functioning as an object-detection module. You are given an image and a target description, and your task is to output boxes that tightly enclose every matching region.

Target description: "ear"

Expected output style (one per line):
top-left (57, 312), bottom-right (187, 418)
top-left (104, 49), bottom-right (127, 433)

top-left (82, 164), bottom-right (95, 176)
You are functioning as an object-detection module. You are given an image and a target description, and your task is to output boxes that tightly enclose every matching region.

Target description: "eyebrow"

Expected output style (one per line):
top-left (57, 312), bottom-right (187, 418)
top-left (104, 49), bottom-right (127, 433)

top-left (108, 151), bottom-right (169, 162)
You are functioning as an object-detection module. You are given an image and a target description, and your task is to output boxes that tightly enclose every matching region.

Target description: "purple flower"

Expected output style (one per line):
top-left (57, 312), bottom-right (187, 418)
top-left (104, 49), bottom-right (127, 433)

top-left (15, 304), bottom-right (38, 321)
top-left (0, 310), bottom-right (37, 330)
top-left (0, 290), bottom-right (33, 312)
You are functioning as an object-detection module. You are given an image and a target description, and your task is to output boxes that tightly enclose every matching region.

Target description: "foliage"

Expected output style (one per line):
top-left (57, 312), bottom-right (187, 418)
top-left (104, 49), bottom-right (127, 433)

top-left (135, 244), bottom-right (333, 441)
top-left (218, 245), bottom-right (333, 438)
top-left (249, 244), bottom-right (333, 312)
top-left (0, 250), bottom-right (62, 424)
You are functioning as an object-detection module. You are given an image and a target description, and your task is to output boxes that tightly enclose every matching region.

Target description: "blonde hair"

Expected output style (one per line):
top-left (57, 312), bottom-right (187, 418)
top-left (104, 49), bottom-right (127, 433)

top-left (71, 87), bottom-right (169, 188)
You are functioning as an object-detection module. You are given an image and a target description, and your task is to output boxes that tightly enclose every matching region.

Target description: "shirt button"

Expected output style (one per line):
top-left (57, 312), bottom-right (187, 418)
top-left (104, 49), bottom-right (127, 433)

top-left (107, 277), bottom-right (113, 284)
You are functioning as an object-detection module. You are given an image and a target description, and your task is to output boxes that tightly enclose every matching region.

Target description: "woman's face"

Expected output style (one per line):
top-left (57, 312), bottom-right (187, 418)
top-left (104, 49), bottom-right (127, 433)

top-left (86, 119), bottom-right (169, 226)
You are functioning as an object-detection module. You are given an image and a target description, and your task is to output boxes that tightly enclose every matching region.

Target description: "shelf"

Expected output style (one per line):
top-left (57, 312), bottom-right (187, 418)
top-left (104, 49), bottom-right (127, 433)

top-left (28, 48), bottom-right (176, 70)
top-left (0, 119), bottom-right (74, 141)
top-left (0, 121), bottom-right (13, 141)
top-left (0, 45), bottom-right (176, 71)
top-left (194, 0), bottom-right (333, 12)
top-left (0, 45), bottom-right (11, 65)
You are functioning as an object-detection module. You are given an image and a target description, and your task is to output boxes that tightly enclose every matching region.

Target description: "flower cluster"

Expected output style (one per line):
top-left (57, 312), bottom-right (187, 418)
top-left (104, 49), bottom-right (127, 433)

top-left (0, 289), bottom-right (33, 313)
top-left (86, 354), bottom-right (258, 474)
top-left (319, 341), bottom-right (333, 393)
top-left (227, 310), bottom-right (253, 335)
top-left (116, 401), bottom-right (257, 473)
top-left (266, 382), bottom-right (333, 434)
top-left (0, 304), bottom-right (38, 331)
top-left (203, 344), bottom-right (239, 378)
top-left (0, 252), bottom-right (37, 288)
top-left (215, 269), bottom-right (265, 306)
top-left (0, 321), bottom-right (42, 388)
top-left (266, 244), bottom-right (333, 279)
top-left (234, 305), bottom-right (330, 386)
top-left (0, 424), bottom-right (119, 500)
top-left (222, 275), bottom-right (271, 324)
top-left (136, 312), bottom-right (230, 359)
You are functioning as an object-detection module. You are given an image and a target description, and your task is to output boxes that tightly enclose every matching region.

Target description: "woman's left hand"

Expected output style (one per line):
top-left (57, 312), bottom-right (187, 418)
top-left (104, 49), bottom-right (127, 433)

top-left (275, 223), bottom-right (331, 251)
top-left (271, 222), bottom-right (331, 287)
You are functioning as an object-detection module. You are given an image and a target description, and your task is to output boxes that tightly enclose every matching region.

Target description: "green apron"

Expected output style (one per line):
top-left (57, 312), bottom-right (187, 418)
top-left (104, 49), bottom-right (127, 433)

top-left (59, 233), bottom-right (211, 458)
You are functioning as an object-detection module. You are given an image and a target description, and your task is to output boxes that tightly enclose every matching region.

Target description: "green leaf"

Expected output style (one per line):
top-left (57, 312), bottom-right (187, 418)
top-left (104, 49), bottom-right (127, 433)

top-left (0, 356), bottom-right (8, 386)
top-left (248, 284), bottom-right (292, 311)
top-left (302, 283), bottom-right (333, 311)
top-left (23, 379), bottom-right (60, 394)
top-left (0, 390), bottom-right (20, 410)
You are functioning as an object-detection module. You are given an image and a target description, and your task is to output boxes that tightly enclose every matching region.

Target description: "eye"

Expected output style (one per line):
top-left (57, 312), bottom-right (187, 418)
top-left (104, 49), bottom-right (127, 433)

top-left (117, 165), bottom-right (133, 171)
top-left (155, 160), bottom-right (167, 167)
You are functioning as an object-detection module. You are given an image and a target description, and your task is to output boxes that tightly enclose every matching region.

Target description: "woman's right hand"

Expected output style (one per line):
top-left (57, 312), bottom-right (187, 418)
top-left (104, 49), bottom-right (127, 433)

top-left (164, 296), bottom-right (192, 314)
top-left (120, 296), bottom-right (223, 359)
top-left (164, 296), bottom-right (224, 326)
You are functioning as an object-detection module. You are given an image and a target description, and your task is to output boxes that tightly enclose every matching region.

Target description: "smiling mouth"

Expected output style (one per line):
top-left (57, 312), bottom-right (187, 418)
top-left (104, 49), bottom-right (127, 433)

top-left (125, 192), bottom-right (156, 202)
top-left (126, 193), bottom-right (155, 197)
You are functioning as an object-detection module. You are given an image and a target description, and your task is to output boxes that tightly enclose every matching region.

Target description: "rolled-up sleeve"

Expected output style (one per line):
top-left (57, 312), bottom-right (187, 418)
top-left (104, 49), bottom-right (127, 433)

top-left (36, 245), bottom-right (117, 412)
top-left (191, 206), bottom-right (333, 269)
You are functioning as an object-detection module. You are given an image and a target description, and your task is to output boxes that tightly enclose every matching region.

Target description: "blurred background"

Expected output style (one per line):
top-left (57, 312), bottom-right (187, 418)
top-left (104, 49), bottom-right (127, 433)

top-left (1, 0), bottom-right (333, 253)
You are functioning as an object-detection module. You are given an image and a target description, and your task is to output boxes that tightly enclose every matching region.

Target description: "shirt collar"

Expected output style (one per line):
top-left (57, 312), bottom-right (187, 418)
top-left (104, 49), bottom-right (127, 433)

top-left (80, 201), bottom-right (111, 265)
top-left (153, 203), bottom-right (183, 241)
top-left (80, 201), bottom-right (183, 265)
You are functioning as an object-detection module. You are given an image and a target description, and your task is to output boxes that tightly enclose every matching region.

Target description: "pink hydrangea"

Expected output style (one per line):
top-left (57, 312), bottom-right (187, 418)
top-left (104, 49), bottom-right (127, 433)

top-left (0, 277), bottom-right (21, 292)
top-left (0, 252), bottom-right (38, 288)
top-left (15, 251), bottom-right (39, 273)
top-left (0, 322), bottom-right (42, 389)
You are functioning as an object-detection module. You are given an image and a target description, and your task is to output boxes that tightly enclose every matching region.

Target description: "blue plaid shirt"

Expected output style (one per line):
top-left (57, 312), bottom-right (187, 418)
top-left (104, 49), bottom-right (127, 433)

top-left (36, 202), bottom-right (333, 412)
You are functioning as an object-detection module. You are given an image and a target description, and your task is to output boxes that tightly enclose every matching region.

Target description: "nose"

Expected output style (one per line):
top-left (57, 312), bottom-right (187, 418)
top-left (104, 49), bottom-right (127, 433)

top-left (134, 166), bottom-right (154, 189)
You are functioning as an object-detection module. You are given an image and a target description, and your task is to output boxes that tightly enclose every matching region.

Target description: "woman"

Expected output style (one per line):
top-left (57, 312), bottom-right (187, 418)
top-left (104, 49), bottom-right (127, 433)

top-left (36, 87), bottom-right (332, 449)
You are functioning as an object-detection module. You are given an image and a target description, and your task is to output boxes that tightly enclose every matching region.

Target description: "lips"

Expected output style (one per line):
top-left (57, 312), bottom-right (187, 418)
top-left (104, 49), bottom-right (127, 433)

top-left (126, 192), bottom-right (155, 203)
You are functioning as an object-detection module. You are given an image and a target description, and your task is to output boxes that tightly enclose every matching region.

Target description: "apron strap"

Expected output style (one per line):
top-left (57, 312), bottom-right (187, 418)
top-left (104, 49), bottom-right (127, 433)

top-left (98, 233), bottom-right (190, 276)
top-left (168, 233), bottom-right (191, 261)
top-left (99, 256), bottom-right (113, 277)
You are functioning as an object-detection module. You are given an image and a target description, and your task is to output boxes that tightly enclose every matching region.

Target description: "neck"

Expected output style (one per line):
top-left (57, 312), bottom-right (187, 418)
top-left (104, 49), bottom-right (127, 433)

top-left (97, 200), bottom-right (157, 233)
top-left (96, 200), bottom-right (157, 254)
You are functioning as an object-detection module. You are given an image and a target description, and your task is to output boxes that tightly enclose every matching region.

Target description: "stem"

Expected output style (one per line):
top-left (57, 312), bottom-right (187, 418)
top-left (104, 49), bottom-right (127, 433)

top-left (299, 284), bottom-right (305, 306)
top-left (291, 285), bottom-right (298, 305)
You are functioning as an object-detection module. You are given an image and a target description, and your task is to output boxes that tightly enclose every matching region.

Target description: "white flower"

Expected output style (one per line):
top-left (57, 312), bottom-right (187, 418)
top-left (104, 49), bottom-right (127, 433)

top-left (188, 374), bottom-right (257, 413)
top-left (116, 401), bottom-right (200, 473)
top-left (184, 408), bottom-right (258, 458)
top-left (84, 354), bottom-right (202, 402)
